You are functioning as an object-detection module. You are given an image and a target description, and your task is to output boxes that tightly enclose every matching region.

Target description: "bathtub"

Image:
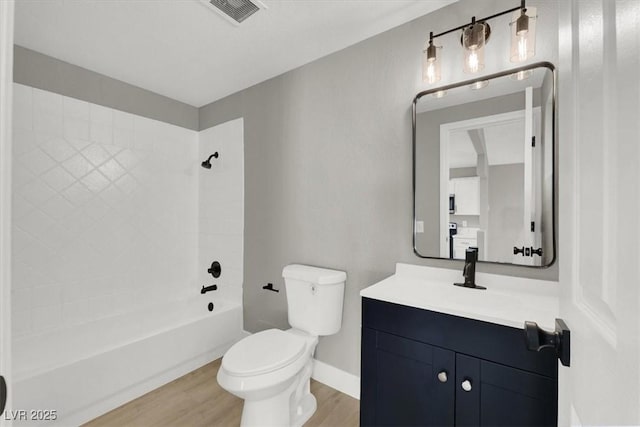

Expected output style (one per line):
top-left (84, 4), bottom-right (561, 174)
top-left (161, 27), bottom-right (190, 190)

top-left (12, 297), bottom-right (244, 426)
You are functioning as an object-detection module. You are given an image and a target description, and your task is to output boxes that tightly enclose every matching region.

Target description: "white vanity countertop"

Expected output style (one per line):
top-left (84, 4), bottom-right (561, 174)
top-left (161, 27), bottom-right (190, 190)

top-left (360, 263), bottom-right (559, 331)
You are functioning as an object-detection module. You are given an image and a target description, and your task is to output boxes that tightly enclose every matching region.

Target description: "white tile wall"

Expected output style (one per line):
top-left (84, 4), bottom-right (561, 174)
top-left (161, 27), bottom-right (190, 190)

top-left (198, 118), bottom-right (244, 306)
top-left (11, 84), bottom-right (208, 339)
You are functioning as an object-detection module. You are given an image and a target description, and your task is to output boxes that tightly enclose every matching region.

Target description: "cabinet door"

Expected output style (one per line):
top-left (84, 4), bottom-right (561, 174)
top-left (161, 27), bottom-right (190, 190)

top-left (361, 328), bottom-right (455, 426)
top-left (453, 237), bottom-right (477, 259)
top-left (451, 177), bottom-right (480, 215)
top-left (456, 354), bottom-right (557, 427)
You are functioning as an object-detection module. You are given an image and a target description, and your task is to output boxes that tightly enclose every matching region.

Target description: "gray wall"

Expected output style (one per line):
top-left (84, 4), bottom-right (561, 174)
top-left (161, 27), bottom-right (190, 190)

top-left (199, 1), bottom-right (559, 375)
top-left (13, 45), bottom-right (199, 130)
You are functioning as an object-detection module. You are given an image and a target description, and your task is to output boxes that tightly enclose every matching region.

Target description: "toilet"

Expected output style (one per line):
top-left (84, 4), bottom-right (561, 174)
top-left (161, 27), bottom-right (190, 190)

top-left (217, 264), bottom-right (346, 427)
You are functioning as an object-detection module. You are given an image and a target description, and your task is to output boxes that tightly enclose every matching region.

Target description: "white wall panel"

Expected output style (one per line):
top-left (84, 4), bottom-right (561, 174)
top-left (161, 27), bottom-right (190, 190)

top-left (11, 84), bottom-right (199, 338)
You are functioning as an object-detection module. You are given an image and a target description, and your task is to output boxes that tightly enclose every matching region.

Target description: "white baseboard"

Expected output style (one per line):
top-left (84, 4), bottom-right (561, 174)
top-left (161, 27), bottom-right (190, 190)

top-left (312, 359), bottom-right (360, 400)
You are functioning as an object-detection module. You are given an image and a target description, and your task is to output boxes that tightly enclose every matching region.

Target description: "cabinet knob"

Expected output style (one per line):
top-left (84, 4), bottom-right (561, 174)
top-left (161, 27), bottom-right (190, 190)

top-left (437, 371), bottom-right (448, 383)
top-left (461, 379), bottom-right (472, 392)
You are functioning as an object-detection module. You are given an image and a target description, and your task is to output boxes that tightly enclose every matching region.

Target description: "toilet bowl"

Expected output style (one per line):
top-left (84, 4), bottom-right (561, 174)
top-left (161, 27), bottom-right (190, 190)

top-left (217, 328), bottom-right (318, 427)
top-left (217, 264), bottom-right (346, 427)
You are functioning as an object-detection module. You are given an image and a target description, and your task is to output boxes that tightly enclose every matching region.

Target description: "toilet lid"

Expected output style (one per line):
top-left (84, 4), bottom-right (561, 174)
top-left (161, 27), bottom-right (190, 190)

top-left (222, 329), bottom-right (307, 377)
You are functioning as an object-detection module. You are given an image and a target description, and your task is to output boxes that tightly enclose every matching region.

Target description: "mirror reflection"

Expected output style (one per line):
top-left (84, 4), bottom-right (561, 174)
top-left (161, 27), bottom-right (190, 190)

top-left (413, 64), bottom-right (555, 267)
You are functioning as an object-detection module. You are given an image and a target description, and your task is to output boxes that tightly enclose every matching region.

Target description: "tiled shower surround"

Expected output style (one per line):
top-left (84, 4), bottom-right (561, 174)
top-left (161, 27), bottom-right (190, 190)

top-left (199, 120), bottom-right (244, 304)
top-left (11, 83), bottom-right (243, 344)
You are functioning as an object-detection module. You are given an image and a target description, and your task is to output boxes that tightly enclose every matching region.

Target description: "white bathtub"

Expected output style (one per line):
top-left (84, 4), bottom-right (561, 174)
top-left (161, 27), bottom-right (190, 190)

top-left (12, 297), bottom-right (244, 426)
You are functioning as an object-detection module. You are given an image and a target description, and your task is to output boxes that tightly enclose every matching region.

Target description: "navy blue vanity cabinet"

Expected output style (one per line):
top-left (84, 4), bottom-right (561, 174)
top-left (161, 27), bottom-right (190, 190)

top-left (361, 298), bottom-right (558, 427)
top-left (361, 328), bottom-right (455, 426)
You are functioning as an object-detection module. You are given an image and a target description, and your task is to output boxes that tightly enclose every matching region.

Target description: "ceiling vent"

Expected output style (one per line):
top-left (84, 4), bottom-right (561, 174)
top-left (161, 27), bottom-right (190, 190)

top-left (207, 0), bottom-right (264, 25)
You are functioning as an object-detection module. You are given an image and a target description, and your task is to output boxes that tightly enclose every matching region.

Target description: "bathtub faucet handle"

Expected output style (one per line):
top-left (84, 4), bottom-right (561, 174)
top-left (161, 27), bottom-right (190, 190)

top-left (207, 261), bottom-right (221, 278)
top-left (201, 284), bottom-right (218, 294)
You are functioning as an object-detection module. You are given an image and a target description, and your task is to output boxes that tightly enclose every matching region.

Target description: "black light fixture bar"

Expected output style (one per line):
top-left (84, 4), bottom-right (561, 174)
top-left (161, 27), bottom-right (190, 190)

top-left (429, 0), bottom-right (525, 40)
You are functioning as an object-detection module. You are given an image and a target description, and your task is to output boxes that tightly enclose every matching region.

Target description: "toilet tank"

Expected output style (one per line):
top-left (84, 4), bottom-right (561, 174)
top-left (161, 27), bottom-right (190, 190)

top-left (282, 264), bottom-right (346, 336)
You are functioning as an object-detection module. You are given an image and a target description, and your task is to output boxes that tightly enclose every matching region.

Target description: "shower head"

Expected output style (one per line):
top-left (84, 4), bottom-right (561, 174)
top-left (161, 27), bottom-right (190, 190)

top-left (201, 152), bottom-right (219, 169)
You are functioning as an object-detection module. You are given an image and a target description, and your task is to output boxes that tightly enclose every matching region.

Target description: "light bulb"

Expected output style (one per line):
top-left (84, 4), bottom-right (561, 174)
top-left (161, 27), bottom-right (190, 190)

top-left (462, 22), bottom-right (486, 74)
top-left (517, 33), bottom-right (528, 61)
top-left (426, 62), bottom-right (437, 83)
top-left (422, 40), bottom-right (441, 84)
top-left (468, 50), bottom-right (479, 73)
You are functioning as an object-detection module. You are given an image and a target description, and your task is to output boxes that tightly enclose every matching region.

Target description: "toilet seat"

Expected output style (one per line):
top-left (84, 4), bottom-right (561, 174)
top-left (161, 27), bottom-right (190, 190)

top-left (222, 329), bottom-right (307, 377)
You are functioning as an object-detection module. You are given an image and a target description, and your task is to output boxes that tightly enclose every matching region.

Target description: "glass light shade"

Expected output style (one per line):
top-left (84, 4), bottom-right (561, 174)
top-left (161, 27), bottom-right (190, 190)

top-left (510, 69), bottom-right (533, 81)
top-left (469, 80), bottom-right (489, 90)
top-left (510, 7), bottom-right (537, 62)
top-left (422, 42), bottom-right (441, 84)
top-left (462, 23), bottom-right (486, 74)
top-left (432, 90), bottom-right (447, 99)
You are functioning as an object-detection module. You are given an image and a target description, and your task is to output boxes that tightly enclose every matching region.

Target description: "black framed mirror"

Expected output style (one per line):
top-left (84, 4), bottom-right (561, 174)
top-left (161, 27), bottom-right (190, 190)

top-left (412, 62), bottom-right (556, 268)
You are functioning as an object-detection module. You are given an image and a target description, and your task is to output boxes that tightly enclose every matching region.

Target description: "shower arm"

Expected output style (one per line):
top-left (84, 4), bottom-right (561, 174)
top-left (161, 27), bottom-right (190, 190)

top-left (201, 152), bottom-right (219, 169)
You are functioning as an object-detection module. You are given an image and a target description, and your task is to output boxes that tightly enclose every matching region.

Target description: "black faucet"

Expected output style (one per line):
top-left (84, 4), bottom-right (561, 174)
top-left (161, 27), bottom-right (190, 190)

top-left (454, 247), bottom-right (486, 290)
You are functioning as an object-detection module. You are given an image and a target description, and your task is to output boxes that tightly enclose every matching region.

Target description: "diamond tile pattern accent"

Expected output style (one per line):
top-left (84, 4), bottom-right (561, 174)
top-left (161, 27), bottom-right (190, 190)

top-left (62, 154), bottom-right (92, 179)
top-left (18, 148), bottom-right (56, 176)
top-left (41, 167), bottom-right (76, 192)
top-left (40, 136), bottom-right (77, 162)
top-left (82, 144), bottom-right (111, 167)
top-left (82, 170), bottom-right (111, 193)
top-left (11, 84), bottom-right (202, 339)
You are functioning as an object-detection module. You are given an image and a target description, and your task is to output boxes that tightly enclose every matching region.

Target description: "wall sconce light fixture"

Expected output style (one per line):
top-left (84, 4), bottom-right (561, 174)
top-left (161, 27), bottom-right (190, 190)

top-left (422, 0), bottom-right (537, 83)
top-left (422, 32), bottom-right (441, 84)
top-left (462, 19), bottom-right (489, 74)
top-left (510, 6), bottom-right (537, 62)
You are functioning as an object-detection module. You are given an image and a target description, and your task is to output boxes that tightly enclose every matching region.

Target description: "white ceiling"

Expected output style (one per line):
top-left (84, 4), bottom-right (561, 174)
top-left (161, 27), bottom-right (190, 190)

top-left (484, 120), bottom-right (524, 166)
top-left (449, 131), bottom-right (477, 169)
top-left (15, 0), bottom-right (456, 107)
top-left (449, 120), bottom-right (524, 169)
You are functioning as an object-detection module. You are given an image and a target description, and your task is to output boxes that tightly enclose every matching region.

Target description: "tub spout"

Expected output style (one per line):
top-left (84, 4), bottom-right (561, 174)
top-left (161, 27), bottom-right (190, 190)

top-left (201, 284), bottom-right (218, 294)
